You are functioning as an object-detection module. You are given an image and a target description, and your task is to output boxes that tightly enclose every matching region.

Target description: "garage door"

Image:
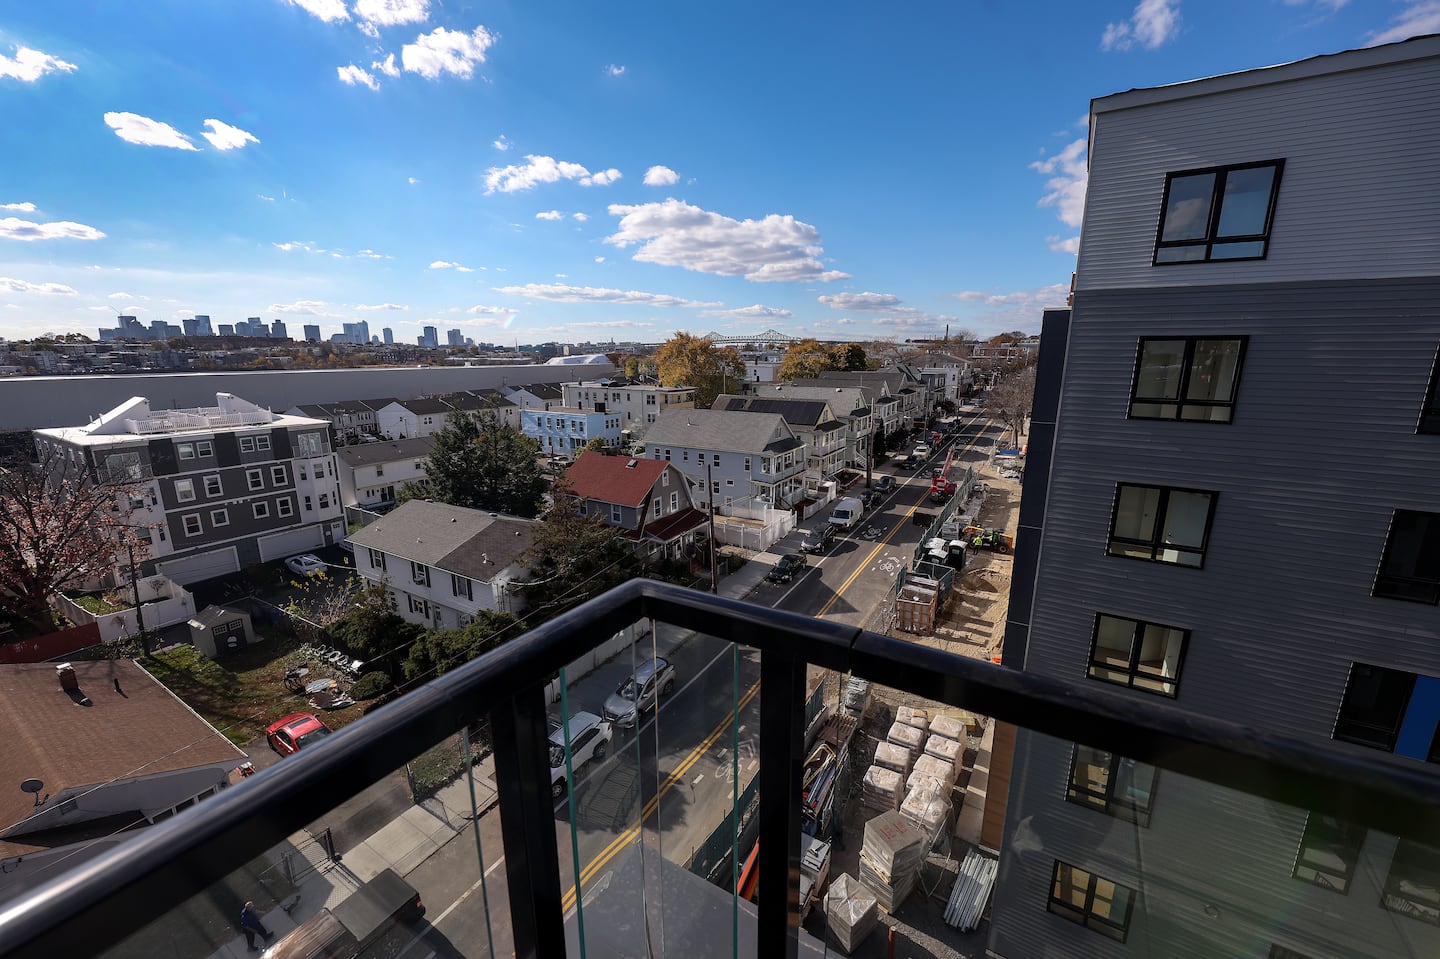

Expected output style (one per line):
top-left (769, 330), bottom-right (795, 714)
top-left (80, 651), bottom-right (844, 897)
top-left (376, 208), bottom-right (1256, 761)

top-left (157, 547), bottom-right (241, 586)
top-left (258, 525), bottom-right (325, 562)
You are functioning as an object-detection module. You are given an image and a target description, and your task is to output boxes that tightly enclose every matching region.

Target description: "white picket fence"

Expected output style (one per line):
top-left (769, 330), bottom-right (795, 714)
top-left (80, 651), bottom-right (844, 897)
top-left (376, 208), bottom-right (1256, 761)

top-left (55, 575), bottom-right (197, 644)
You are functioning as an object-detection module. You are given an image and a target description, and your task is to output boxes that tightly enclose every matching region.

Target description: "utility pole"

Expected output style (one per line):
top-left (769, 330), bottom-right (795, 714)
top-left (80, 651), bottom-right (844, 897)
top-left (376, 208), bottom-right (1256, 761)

top-left (707, 464), bottom-right (718, 594)
top-left (127, 541), bottom-right (148, 655)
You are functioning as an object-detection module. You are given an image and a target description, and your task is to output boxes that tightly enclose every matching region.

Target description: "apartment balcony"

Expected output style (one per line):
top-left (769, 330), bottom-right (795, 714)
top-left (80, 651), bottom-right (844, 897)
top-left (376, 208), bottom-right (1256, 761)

top-left (3, 580), bottom-right (1438, 959)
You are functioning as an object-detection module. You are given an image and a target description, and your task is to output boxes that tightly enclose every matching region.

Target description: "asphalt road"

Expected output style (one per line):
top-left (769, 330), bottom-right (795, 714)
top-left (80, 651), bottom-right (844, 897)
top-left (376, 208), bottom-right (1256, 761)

top-left (377, 409), bottom-right (1003, 958)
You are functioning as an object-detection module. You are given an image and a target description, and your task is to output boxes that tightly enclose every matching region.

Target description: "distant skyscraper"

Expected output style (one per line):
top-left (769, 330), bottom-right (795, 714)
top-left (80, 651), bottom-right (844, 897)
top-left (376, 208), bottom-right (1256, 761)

top-left (342, 321), bottom-right (370, 345)
top-left (422, 326), bottom-right (439, 348)
top-left (383, 327), bottom-right (394, 345)
top-left (246, 317), bottom-right (262, 337)
top-left (270, 320), bottom-right (288, 340)
top-left (193, 314), bottom-right (213, 336)
top-left (447, 328), bottom-right (463, 347)
top-left (182, 318), bottom-right (199, 337)
top-left (303, 324), bottom-right (321, 342)
top-left (218, 324), bottom-right (235, 336)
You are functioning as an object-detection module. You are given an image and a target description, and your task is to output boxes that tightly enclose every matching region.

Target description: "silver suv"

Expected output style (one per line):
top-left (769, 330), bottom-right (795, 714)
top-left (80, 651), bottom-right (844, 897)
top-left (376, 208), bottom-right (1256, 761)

top-left (602, 657), bottom-right (676, 728)
top-left (549, 711), bottom-right (612, 799)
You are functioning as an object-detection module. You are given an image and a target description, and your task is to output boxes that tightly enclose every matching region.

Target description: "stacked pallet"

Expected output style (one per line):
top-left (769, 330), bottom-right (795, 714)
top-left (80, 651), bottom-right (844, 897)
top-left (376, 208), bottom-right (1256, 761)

top-left (907, 753), bottom-right (957, 795)
top-left (862, 764), bottom-right (905, 812)
top-left (873, 740), bottom-right (914, 776)
top-left (887, 720), bottom-right (925, 755)
top-left (824, 872), bottom-right (878, 955)
top-left (896, 705), bottom-right (930, 735)
top-left (900, 783), bottom-right (950, 838)
top-left (859, 810), bottom-right (927, 912)
top-left (924, 733), bottom-right (963, 767)
top-left (929, 714), bottom-right (966, 742)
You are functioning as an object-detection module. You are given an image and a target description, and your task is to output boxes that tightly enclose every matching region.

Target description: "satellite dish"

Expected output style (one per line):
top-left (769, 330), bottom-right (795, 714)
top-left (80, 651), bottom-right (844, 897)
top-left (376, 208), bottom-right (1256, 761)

top-left (21, 779), bottom-right (45, 806)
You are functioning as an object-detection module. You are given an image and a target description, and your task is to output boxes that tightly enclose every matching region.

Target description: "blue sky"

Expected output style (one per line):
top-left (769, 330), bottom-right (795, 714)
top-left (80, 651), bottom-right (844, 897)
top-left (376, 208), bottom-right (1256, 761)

top-left (0, 0), bottom-right (1435, 345)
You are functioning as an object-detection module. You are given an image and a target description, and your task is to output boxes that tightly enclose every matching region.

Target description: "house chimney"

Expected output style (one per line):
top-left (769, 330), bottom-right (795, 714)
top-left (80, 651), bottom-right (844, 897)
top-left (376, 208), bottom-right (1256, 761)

top-left (56, 663), bottom-right (79, 692)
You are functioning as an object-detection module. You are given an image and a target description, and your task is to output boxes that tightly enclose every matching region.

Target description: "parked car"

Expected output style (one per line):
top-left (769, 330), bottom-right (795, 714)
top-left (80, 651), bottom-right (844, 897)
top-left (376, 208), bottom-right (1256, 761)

top-left (549, 711), bottom-right (612, 799)
top-left (285, 554), bottom-right (326, 577)
top-left (894, 454), bottom-right (918, 470)
top-left (800, 525), bottom-right (837, 553)
top-left (913, 443), bottom-right (931, 458)
top-left (828, 497), bottom-right (865, 530)
top-left (875, 475), bottom-right (896, 493)
top-left (603, 657), bottom-right (677, 727)
top-left (267, 712), bottom-right (333, 756)
top-left (766, 553), bottom-right (807, 584)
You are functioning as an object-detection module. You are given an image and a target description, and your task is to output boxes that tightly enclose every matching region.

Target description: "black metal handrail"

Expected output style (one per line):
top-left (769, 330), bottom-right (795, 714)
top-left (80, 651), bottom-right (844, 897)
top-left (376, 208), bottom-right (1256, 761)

top-left (1, 578), bottom-right (1439, 959)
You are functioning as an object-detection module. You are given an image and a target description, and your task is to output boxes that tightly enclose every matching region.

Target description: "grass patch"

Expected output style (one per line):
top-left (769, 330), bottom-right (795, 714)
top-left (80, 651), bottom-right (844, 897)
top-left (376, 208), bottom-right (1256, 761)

top-left (69, 593), bottom-right (126, 615)
top-left (144, 639), bottom-right (364, 746)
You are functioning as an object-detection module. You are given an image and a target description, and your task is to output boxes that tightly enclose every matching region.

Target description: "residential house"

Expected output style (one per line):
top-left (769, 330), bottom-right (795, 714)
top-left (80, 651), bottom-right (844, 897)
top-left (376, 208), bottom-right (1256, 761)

top-left (562, 451), bottom-right (707, 560)
top-left (750, 383), bottom-right (874, 470)
top-left (0, 660), bottom-right (244, 902)
top-left (521, 406), bottom-right (623, 455)
top-left (33, 393), bottom-right (346, 585)
top-left (347, 500), bottom-right (535, 629)
top-left (989, 36), bottom-right (1440, 959)
top-left (284, 398), bottom-right (395, 443)
top-left (502, 382), bottom-right (564, 414)
top-left (561, 379), bottom-right (696, 440)
top-left (798, 368), bottom-right (929, 432)
top-left (335, 436), bottom-right (434, 511)
top-left (710, 394), bottom-right (848, 492)
top-left (642, 408), bottom-right (806, 511)
top-left (916, 353), bottom-right (976, 403)
top-left (375, 397), bottom-right (452, 440)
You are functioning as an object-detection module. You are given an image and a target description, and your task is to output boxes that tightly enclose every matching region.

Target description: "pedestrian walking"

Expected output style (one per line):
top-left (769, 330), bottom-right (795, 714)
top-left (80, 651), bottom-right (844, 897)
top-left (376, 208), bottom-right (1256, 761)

top-left (239, 901), bottom-right (273, 952)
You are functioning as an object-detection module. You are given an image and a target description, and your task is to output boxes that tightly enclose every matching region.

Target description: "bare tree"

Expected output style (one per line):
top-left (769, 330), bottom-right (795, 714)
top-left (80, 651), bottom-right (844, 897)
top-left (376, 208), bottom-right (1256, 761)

top-left (0, 448), bottom-right (153, 632)
top-left (984, 366), bottom-right (1037, 448)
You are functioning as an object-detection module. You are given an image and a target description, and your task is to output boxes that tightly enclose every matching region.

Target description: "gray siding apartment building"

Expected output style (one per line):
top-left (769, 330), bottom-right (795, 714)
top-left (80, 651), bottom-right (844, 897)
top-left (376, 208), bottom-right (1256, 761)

top-left (989, 37), bottom-right (1440, 959)
top-left (33, 393), bottom-right (346, 585)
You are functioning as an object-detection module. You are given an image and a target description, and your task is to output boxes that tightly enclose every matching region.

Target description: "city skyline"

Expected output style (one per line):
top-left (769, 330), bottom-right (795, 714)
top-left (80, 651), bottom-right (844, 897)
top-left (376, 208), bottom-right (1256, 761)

top-left (1, 2), bottom-right (1436, 343)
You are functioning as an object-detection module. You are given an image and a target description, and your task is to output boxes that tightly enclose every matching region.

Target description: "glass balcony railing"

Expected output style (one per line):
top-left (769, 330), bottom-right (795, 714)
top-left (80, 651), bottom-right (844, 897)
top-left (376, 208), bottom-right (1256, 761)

top-left (2, 579), bottom-right (1439, 959)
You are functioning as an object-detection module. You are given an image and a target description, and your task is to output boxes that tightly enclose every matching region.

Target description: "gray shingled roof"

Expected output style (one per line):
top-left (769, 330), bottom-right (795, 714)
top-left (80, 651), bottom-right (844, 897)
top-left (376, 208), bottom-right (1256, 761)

top-left (513, 382), bottom-right (563, 400)
top-left (712, 395), bottom-right (830, 428)
top-left (334, 435), bottom-right (435, 468)
top-left (644, 408), bottom-right (795, 454)
top-left (347, 500), bottom-right (534, 582)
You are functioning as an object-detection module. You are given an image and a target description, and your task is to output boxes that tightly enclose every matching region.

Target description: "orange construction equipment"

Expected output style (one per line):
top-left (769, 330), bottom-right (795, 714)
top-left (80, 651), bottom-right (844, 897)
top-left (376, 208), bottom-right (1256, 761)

top-left (929, 448), bottom-right (957, 501)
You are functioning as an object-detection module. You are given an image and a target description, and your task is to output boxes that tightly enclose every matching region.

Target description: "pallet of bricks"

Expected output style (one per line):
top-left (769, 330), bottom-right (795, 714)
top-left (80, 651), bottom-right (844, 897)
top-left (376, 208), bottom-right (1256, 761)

top-left (861, 704), bottom-right (928, 813)
top-left (902, 712), bottom-right (966, 843)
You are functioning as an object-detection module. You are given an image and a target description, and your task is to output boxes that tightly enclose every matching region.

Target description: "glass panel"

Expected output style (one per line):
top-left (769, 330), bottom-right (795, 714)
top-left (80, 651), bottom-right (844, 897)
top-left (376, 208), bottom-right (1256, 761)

top-left (1160, 172), bottom-right (1217, 241)
top-left (1185, 339), bottom-right (1243, 404)
top-left (1161, 490), bottom-right (1211, 550)
top-left (1090, 615), bottom-right (1137, 685)
top-left (1209, 239), bottom-right (1267, 259)
top-left (1294, 813), bottom-right (1365, 893)
top-left (1333, 663), bottom-right (1413, 749)
top-left (1111, 486), bottom-right (1160, 543)
top-left (1382, 511), bottom-right (1440, 583)
top-left (1216, 165), bottom-right (1277, 237)
top-left (1133, 340), bottom-right (1186, 402)
top-left (1155, 245), bottom-right (1207, 263)
top-left (1134, 623), bottom-right (1184, 694)
top-left (1179, 403), bottom-right (1234, 423)
top-left (1067, 745), bottom-right (1113, 813)
top-left (1131, 400), bottom-right (1180, 419)
top-left (1384, 840), bottom-right (1440, 925)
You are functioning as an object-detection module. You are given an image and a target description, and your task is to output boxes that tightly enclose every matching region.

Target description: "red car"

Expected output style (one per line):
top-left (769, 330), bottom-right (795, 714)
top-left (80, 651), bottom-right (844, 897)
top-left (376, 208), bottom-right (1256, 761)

top-left (266, 712), bottom-right (333, 756)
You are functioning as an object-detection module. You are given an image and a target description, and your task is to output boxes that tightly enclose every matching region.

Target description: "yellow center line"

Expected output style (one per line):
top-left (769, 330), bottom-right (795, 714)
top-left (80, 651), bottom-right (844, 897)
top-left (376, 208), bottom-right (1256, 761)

top-left (561, 417), bottom-right (992, 911)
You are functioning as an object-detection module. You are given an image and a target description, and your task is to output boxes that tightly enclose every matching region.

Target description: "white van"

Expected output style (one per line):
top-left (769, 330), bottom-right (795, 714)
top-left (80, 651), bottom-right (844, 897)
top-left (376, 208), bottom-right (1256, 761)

top-left (828, 497), bottom-right (865, 530)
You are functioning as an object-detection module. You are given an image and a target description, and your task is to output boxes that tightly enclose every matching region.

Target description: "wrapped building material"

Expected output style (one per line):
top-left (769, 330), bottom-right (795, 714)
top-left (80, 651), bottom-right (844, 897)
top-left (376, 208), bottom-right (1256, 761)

top-left (895, 705), bottom-right (930, 734)
top-left (924, 733), bottom-right (963, 766)
top-left (824, 872), bottom-right (879, 955)
top-left (859, 810), bottom-right (927, 912)
top-left (930, 714), bottom-right (966, 741)
top-left (900, 784), bottom-right (950, 838)
top-left (887, 720), bottom-right (924, 753)
top-left (910, 753), bottom-right (956, 790)
top-left (862, 764), bottom-right (904, 812)
top-left (873, 740), bottom-right (915, 775)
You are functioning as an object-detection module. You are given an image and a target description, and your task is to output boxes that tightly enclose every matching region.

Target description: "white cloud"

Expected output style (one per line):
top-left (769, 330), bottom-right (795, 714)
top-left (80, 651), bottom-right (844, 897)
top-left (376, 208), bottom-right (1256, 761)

top-left (0, 44), bottom-right (77, 82)
top-left (1031, 138), bottom-right (1088, 230)
top-left (284, 0), bottom-right (349, 22)
top-left (355, 302), bottom-right (408, 311)
top-left (572, 212), bottom-right (588, 222)
top-left (594, 256), bottom-right (606, 263)
top-left (428, 260), bottom-right (475, 272)
top-left (374, 53), bottom-right (401, 78)
top-left (583, 168), bottom-right (622, 187)
top-left (605, 64), bottom-right (626, 76)
top-left (103, 112), bottom-right (199, 150)
top-left (495, 282), bottom-right (720, 309)
top-left (402, 25), bottom-right (495, 80)
top-left (407, 177), bottom-right (418, 185)
top-left (1047, 235), bottom-right (1081, 254)
top-left (0, 216), bottom-right (105, 241)
top-left (355, 0), bottom-right (429, 27)
top-left (493, 134), bottom-right (511, 151)
top-left (466, 304), bottom-right (514, 315)
top-left (274, 240), bottom-right (322, 253)
top-left (107, 291), bottom-right (136, 299)
top-left (605, 198), bottom-right (850, 283)
top-left (200, 119), bottom-right (259, 151)
top-left (268, 299), bottom-right (336, 315)
top-left (337, 64), bottom-right (379, 90)
top-left (0, 202), bottom-right (36, 212)
top-left (700, 304), bottom-right (795, 320)
top-left (484, 155), bottom-right (618, 194)
top-left (1101, 0), bottom-right (1181, 51)
top-left (1366, 2), bottom-right (1440, 45)
top-left (258, 194), bottom-right (276, 202)
top-left (949, 283), bottom-right (1069, 333)
top-left (535, 210), bottom-right (564, 221)
top-left (0, 277), bottom-right (78, 295)
top-left (817, 292), bottom-right (902, 311)
top-left (358, 20), bottom-right (380, 39)
top-left (355, 248), bottom-right (388, 259)
top-left (643, 165), bottom-right (679, 186)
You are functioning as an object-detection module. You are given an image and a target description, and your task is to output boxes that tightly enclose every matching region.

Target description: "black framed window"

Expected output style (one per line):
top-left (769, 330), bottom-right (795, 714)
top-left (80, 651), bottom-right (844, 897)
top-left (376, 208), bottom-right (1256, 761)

top-left (1088, 613), bottom-right (1187, 696)
top-left (1382, 840), bottom-right (1440, 926)
top-left (1129, 337), bottom-right (1247, 422)
top-left (1047, 861), bottom-right (1135, 942)
top-left (1153, 159), bottom-right (1284, 264)
top-left (1107, 484), bottom-right (1216, 568)
top-left (1332, 663), bottom-right (1414, 751)
top-left (1293, 812), bottom-right (1366, 894)
top-left (1420, 347), bottom-right (1440, 435)
top-left (1373, 510), bottom-right (1440, 604)
top-left (1066, 744), bottom-right (1158, 826)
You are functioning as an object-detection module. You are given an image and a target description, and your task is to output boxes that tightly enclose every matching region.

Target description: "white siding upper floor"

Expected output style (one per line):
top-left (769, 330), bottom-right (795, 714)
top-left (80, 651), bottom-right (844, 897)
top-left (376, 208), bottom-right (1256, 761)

top-left (1077, 36), bottom-right (1440, 292)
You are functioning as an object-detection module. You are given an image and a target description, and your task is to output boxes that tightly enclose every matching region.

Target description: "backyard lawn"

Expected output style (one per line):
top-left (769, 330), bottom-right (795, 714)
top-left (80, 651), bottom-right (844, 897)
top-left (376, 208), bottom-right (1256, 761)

top-left (143, 639), bottom-right (363, 746)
